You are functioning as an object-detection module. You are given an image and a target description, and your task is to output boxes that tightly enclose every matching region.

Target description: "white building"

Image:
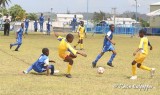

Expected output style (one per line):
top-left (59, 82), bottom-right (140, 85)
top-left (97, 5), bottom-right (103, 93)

top-left (106, 17), bottom-right (139, 27)
top-left (52, 14), bottom-right (83, 27)
top-left (147, 2), bottom-right (160, 28)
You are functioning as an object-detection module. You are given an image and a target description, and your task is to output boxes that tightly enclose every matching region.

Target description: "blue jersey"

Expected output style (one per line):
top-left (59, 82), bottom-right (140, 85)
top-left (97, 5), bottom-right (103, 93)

top-left (73, 18), bottom-right (77, 23)
top-left (47, 21), bottom-right (51, 30)
top-left (39, 16), bottom-right (44, 24)
top-left (34, 21), bottom-right (38, 28)
top-left (32, 54), bottom-right (49, 73)
top-left (17, 27), bottom-right (24, 39)
top-left (25, 19), bottom-right (29, 28)
top-left (103, 31), bottom-right (113, 47)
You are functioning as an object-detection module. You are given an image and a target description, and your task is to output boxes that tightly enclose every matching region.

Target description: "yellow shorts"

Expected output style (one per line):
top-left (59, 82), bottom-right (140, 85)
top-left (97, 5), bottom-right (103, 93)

top-left (134, 53), bottom-right (147, 63)
top-left (59, 52), bottom-right (70, 59)
top-left (79, 36), bottom-right (84, 40)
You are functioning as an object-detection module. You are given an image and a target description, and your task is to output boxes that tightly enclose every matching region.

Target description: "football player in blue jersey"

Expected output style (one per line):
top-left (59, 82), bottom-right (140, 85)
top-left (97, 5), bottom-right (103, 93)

top-left (10, 23), bottom-right (25, 51)
top-left (92, 24), bottom-right (117, 67)
top-left (23, 48), bottom-right (56, 76)
top-left (39, 13), bottom-right (45, 32)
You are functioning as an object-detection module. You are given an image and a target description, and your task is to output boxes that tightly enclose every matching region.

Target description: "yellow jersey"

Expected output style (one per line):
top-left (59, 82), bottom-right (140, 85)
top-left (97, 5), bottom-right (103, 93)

top-left (77, 25), bottom-right (86, 37)
top-left (57, 36), bottom-right (77, 58)
top-left (138, 37), bottom-right (149, 55)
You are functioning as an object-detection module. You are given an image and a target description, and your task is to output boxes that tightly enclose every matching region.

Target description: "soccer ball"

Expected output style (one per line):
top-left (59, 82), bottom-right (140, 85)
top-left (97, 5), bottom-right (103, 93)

top-left (97, 67), bottom-right (105, 74)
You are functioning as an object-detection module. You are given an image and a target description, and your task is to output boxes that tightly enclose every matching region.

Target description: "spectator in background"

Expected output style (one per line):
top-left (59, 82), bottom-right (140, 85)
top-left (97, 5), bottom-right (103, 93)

top-left (24, 17), bottom-right (30, 34)
top-left (3, 14), bottom-right (11, 36)
top-left (34, 20), bottom-right (38, 32)
top-left (39, 13), bottom-right (45, 32)
top-left (46, 18), bottom-right (52, 35)
top-left (72, 15), bottom-right (77, 32)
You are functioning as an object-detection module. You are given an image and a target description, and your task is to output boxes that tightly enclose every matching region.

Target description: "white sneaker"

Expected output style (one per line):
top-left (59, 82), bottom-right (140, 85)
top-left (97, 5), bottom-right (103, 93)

top-left (54, 70), bottom-right (59, 74)
top-left (150, 68), bottom-right (155, 78)
top-left (23, 71), bottom-right (28, 74)
top-left (130, 76), bottom-right (137, 80)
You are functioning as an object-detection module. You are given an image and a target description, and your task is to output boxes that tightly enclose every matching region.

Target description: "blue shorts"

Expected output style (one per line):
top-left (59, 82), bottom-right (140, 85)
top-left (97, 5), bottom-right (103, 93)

top-left (102, 45), bottom-right (115, 52)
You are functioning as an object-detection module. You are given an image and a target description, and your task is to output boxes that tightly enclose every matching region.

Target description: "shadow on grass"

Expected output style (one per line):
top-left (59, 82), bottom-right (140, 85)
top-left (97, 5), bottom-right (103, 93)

top-left (30, 72), bottom-right (66, 77)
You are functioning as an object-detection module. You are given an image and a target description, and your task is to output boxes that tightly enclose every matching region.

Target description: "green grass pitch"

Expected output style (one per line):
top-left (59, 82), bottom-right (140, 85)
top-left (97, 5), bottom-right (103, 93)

top-left (0, 31), bottom-right (159, 95)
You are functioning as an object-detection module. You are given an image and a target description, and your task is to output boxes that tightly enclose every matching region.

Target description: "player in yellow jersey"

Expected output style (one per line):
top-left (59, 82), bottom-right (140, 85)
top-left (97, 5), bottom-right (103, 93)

top-left (74, 21), bottom-right (86, 50)
top-left (130, 29), bottom-right (155, 80)
top-left (54, 32), bottom-right (87, 78)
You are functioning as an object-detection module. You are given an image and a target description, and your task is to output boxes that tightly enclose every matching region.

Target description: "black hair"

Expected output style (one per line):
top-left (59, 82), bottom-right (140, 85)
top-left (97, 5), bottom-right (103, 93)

top-left (66, 33), bottom-right (74, 39)
top-left (139, 29), bottom-right (146, 34)
top-left (42, 48), bottom-right (49, 55)
top-left (109, 24), bottom-right (114, 29)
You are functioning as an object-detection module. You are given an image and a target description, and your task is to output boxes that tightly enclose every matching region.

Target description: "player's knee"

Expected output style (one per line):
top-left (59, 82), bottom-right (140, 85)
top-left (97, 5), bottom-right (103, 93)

top-left (132, 61), bottom-right (136, 65)
top-left (73, 55), bottom-right (77, 58)
top-left (100, 52), bottom-right (104, 56)
top-left (81, 40), bottom-right (83, 43)
top-left (69, 59), bottom-right (73, 65)
top-left (113, 52), bottom-right (117, 55)
top-left (137, 63), bottom-right (141, 68)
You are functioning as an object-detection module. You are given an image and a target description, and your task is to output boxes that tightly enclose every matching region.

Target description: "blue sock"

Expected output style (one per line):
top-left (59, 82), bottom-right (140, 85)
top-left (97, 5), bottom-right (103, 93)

top-left (48, 65), bottom-right (54, 74)
top-left (15, 44), bottom-right (21, 50)
top-left (94, 54), bottom-right (102, 63)
top-left (108, 54), bottom-right (116, 64)
top-left (26, 65), bottom-right (33, 73)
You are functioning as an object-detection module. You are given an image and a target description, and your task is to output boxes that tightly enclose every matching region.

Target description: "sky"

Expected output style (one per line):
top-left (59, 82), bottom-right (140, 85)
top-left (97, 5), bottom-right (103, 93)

top-left (8, 0), bottom-right (160, 14)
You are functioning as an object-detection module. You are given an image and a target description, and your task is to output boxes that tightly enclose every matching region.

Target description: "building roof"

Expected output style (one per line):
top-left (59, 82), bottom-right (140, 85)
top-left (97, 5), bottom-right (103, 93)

top-left (151, 2), bottom-right (160, 6)
top-left (107, 17), bottom-right (136, 22)
top-left (57, 14), bottom-right (83, 18)
top-left (147, 9), bottom-right (160, 16)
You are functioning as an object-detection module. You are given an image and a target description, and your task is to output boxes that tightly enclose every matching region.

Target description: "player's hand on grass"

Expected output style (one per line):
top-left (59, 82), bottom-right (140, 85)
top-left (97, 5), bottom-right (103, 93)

top-left (81, 53), bottom-right (87, 57)
top-left (54, 32), bottom-right (59, 38)
top-left (112, 42), bottom-right (116, 45)
top-left (49, 60), bottom-right (56, 63)
top-left (133, 52), bottom-right (137, 56)
top-left (150, 46), bottom-right (153, 50)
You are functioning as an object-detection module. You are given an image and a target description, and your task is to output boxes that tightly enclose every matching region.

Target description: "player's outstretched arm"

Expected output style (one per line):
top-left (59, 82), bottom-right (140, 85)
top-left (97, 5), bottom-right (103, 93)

top-left (106, 36), bottom-right (115, 45)
top-left (148, 41), bottom-right (153, 50)
top-left (49, 60), bottom-right (55, 63)
top-left (133, 48), bottom-right (141, 56)
top-left (77, 51), bottom-right (87, 57)
top-left (54, 32), bottom-right (59, 38)
top-left (16, 32), bottom-right (18, 39)
top-left (23, 33), bottom-right (25, 38)
top-left (85, 30), bottom-right (87, 38)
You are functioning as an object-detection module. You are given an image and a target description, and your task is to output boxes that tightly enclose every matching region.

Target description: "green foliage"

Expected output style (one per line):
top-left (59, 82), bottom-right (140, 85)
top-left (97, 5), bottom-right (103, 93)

top-left (9, 4), bottom-right (26, 21)
top-left (0, 7), bottom-right (8, 16)
top-left (139, 18), bottom-right (150, 27)
top-left (0, 0), bottom-right (11, 7)
top-left (92, 11), bottom-right (106, 23)
top-left (27, 13), bottom-right (38, 20)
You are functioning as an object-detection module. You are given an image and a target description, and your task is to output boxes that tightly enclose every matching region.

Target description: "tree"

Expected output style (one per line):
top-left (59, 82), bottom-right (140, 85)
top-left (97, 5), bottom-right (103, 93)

top-left (92, 11), bottom-right (106, 23)
top-left (139, 18), bottom-right (150, 27)
top-left (27, 13), bottom-right (38, 20)
top-left (0, 7), bottom-right (8, 16)
top-left (9, 4), bottom-right (26, 21)
top-left (0, 0), bottom-right (11, 7)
